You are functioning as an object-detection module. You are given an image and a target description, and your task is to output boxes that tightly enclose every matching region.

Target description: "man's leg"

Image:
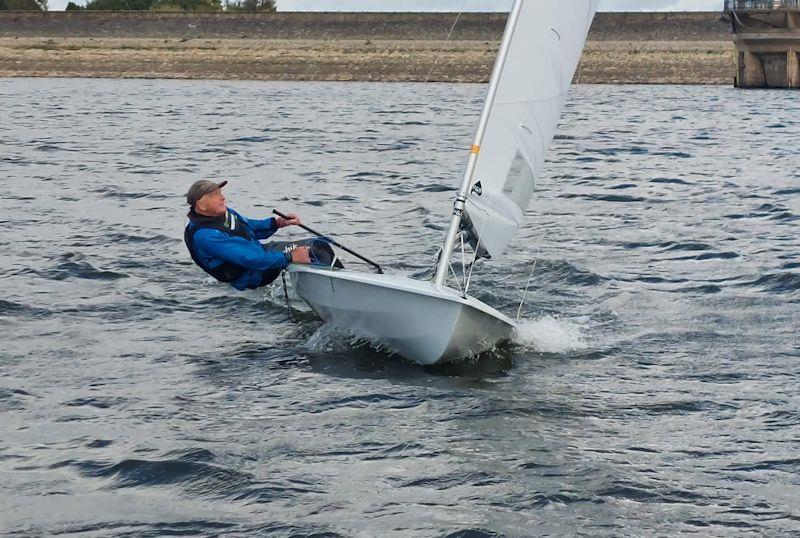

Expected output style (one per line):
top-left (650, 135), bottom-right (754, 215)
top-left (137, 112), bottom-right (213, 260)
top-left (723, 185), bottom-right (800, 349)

top-left (262, 239), bottom-right (343, 269)
top-left (307, 239), bottom-right (343, 268)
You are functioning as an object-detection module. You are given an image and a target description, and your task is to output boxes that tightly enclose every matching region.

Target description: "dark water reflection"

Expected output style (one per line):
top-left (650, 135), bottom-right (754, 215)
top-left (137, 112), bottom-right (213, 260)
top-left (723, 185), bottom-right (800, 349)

top-left (1, 79), bottom-right (798, 536)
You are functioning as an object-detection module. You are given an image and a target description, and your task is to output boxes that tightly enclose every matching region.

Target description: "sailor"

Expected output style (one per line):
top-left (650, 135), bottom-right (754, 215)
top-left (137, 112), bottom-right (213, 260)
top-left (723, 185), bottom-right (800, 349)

top-left (184, 180), bottom-right (338, 290)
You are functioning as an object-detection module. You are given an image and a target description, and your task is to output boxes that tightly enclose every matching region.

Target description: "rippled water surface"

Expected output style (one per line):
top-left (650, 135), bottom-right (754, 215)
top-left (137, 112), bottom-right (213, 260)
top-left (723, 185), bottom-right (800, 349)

top-left (1, 79), bottom-right (799, 536)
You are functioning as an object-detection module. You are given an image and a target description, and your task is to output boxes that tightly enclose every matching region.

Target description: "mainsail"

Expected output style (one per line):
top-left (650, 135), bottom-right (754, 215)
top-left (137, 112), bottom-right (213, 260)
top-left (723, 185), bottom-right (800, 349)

top-left (460, 0), bottom-right (599, 260)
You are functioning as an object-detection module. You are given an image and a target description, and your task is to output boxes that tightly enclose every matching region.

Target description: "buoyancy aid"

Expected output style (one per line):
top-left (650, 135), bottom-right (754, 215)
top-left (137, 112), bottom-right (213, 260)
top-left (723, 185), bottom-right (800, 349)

top-left (184, 209), bottom-right (252, 283)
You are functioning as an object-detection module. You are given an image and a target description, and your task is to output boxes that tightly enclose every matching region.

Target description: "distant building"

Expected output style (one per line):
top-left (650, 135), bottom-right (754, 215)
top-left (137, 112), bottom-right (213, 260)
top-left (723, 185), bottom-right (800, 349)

top-left (726, 0), bottom-right (800, 88)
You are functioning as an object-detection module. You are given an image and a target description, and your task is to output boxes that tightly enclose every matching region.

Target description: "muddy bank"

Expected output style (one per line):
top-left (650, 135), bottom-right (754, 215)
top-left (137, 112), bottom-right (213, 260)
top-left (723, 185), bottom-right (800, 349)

top-left (0, 37), bottom-right (733, 84)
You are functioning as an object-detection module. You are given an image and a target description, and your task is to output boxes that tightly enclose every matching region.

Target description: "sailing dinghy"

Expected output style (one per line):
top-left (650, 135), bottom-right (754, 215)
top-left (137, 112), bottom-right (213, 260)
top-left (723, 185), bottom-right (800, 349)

top-left (289, 0), bottom-right (599, 365)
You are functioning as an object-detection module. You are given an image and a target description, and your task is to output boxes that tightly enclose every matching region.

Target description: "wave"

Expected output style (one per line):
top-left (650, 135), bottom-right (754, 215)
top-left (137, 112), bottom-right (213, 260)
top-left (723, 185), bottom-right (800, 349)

top-left (653, 242), bottom-right (739, 261)
top-left (49, 452), bottom-right (253, 498)
top-left (638, 400), bottom-right (735, 415)
top-left (535, 259), bottom-right (606, 287)
top-left (441, 529), bottom-right (502, 538)
top-left (104, 232), bottom-right (175, 245)
top-left (0, 300), bottom-right (51, 318)
top-left (671, 284), bottom-right (722, 294)
top-left (304, 393), bottom-right (424, 414)
top-left (597, 480), bottom-right (704, 504)
top-left (650, 177), bottom-right (691, 185)
top-left (653, 151), bottom-right (692, 158)
top-left (64, 397), bottom-right (126, 410)
top-left (775, 188), bottom-right (800, 195)
top-left (13, 520), bottom-right (238, 537)
top-left (381, 120), bottom-right (429, 126)
top-left (559, 193), bottom-right (648, 203)
top-left (400, 470), bottom-right (499, 490)
top-left (418, 184), bottom-right (454, 192)
top-left (669, 251), bottom-right (740, 261)
top-left (0, 387), bottom-right (38, 411)
top-left (739, 272), bottom-right (800, 294)
top-left (33, 255), bottom-right (127, 281)
top-left (228, 135), bottom-right (273, 143)
top-left (660, 241), bottom-right (712, 252)
top-left (726, 458), bottom-right (800, 473)
top-left (345, 171), bottom-right (384, 180)
top-left (93, 187), bottom-right (172, 200)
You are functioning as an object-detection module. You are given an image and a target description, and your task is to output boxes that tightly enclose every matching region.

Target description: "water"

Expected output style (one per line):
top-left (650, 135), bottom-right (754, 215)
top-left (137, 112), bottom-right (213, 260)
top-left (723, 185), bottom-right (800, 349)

top-left (1, 78), bottom-right (798, 536)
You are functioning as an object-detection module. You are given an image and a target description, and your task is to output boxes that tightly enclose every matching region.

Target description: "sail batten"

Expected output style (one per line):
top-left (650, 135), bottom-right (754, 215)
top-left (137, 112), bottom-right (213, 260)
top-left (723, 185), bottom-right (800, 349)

top-left (462, 0), bottom-right (599, 260)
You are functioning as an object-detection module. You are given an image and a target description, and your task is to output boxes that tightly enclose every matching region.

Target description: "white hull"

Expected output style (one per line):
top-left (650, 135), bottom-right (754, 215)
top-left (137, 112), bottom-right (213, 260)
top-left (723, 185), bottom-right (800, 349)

top-left (288, 265), bottom-right (515, 365)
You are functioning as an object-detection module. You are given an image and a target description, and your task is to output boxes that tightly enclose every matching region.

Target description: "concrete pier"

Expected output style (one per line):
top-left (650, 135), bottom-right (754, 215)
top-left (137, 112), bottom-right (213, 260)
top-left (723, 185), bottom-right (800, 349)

top-left (727, 0), bottom-right (800, 88)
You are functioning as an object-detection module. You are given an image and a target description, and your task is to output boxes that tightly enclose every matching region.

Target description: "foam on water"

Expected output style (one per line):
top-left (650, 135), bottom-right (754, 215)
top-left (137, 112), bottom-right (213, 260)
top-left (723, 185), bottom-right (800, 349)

top-left (304, 323), bottom-right (392, 355)
top-left (304, 323), bottom-right (354, 353)
top-left (512, 315), bottom-right (588, 353)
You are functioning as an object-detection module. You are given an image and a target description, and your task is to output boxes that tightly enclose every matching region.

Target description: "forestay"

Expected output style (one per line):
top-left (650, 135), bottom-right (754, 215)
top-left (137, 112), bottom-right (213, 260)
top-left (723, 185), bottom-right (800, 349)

top-left (463, 0), bottom-right (599, 259)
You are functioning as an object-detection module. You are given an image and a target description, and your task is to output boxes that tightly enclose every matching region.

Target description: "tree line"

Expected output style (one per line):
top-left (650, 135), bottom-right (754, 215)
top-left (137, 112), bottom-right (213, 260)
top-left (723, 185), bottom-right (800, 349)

top-left (1, 0), bottom-right (275, 10)
top-left (1, 0), bottom-right (48, 9)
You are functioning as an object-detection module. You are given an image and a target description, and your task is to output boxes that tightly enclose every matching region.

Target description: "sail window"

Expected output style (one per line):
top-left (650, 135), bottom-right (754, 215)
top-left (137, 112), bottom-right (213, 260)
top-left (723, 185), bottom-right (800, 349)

top-left (502, 149), bottom-right (536, 211)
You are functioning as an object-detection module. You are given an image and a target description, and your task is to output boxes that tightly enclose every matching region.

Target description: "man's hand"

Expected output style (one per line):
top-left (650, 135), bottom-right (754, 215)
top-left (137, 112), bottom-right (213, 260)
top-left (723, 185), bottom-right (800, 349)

top-left (290, 246), bottom-right (312, 264)
top-left (276, 213), bottom-right (301, 228)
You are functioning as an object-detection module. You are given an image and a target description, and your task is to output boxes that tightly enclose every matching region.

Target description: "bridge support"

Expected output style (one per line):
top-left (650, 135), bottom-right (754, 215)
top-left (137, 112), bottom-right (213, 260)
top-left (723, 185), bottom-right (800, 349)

top-left (728, 2), bottom-right (800, 88)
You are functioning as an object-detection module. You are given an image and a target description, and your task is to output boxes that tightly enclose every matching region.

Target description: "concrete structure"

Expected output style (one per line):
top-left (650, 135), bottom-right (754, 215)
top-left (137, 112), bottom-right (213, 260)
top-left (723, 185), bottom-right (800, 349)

top-left (726, 0), bottom-right (800, 88)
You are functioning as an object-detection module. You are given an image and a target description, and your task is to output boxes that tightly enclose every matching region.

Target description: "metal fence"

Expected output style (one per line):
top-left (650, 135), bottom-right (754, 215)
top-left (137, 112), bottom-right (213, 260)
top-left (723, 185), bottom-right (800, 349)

top-left (725, 0), bottom-right (800, 9)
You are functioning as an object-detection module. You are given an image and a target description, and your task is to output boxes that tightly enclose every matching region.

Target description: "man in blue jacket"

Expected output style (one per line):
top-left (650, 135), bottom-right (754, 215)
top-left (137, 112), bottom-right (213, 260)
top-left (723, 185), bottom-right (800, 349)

top-left (184, 180), bottom-right (337, 290)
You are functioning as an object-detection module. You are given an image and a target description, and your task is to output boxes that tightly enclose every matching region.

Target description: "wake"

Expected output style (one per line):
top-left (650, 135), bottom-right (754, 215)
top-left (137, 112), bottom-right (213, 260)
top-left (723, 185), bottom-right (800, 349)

top-left (512, 315), bottom-right (588, 354)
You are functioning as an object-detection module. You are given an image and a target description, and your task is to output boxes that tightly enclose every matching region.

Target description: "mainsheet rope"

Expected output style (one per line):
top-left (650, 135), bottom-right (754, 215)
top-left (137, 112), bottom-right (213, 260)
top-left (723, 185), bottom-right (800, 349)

top-left (281, 271), bottom-right (298, 323)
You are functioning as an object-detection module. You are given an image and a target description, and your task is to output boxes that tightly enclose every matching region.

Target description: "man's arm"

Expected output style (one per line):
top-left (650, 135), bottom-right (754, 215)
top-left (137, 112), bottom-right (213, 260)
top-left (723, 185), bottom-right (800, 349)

top-left (235, 212), bottom-right (279, 241)
top-left (195, 229), bottom-right (289, 271)
top-left (240, 211), bottom-right (302, 241)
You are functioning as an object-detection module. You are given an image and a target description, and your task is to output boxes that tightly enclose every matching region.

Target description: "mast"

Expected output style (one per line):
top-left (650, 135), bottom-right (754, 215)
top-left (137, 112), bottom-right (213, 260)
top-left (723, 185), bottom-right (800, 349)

top-left (433, 0), bottom-right (526, 287)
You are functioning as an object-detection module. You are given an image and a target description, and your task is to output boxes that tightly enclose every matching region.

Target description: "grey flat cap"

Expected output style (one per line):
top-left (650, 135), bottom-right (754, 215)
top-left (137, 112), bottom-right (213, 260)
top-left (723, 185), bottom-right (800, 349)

top-left (186, 180), bottom-right (227, 206)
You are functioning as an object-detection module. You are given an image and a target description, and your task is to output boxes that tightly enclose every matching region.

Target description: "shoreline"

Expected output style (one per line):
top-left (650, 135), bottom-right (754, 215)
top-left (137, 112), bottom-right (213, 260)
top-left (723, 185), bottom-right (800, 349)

top-left (0, 37), bottom-right (734, 84)
top-left (0, 12), bottom-right (734, 84)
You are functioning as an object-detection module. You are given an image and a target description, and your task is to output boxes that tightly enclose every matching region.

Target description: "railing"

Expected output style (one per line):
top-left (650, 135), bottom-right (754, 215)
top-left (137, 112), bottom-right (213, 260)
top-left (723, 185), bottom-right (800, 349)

top-left (725, 0), bottom-right (800, 9)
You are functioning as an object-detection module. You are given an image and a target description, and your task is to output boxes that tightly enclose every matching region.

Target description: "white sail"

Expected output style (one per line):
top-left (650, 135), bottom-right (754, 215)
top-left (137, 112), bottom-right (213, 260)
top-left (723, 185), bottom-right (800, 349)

top-left (463, 0), bottom-right (599, 259)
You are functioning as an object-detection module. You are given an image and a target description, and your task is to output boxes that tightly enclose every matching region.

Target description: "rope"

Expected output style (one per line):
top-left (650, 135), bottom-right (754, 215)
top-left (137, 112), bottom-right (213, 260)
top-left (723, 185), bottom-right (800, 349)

top-left (459, 230), bottom-right (467, 280)
top-left (424, 0), bottom-right (469, 82)
top-left (281, 271), bottom-right (298, 323)
top-left (448, 258), bottom-right (465, 295)
top-left (428, 247), bottom-right (443, 281)
top-left (463, 213), bottom-right (488, 297)
top-left (463, 252), bottom-right (479, 297)
top-left (516, 248), bottom-right (541, 322)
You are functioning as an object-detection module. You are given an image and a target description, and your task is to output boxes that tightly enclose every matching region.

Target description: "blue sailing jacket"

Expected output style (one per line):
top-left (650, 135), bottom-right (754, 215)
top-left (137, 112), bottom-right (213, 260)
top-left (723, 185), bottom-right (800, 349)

top-left (185, 208), bottom-right (291, 290)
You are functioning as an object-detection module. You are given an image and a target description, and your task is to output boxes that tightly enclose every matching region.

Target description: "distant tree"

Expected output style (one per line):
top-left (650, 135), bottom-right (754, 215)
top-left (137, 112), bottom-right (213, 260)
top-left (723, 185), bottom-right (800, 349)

top-left (0, 0), bottom-right (7, 9)
top-left (65, 1), bottom-right (84, 8)
top-left (224, 0), bottom-right (274, 11)
top-left (2, 0), bottom-right (46, 9)
top-left (85, 0), bottom-right (153, 9)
